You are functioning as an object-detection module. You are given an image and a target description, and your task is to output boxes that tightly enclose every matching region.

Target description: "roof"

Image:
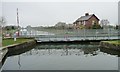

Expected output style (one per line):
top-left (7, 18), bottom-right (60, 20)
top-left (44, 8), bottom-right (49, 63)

top-left (76, 14), bottom-right (99, 22)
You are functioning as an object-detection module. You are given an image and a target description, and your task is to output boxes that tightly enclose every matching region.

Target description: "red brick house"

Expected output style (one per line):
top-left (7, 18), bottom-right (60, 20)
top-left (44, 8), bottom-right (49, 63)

top-left (73, 13), bottom-right (100, 29)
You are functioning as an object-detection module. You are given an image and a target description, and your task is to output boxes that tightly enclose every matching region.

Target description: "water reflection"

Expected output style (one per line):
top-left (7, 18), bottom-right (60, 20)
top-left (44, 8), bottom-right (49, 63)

top-left (22, 43), bottom-right (99, 57)
top-left (6, 43), bottom-right (120, 57)
top-left (100, 47), bottom-right (120, 57)
top-left (18, 55), bottom-right (21, 69)
top-left (2, 43), bottom-right (119, 70)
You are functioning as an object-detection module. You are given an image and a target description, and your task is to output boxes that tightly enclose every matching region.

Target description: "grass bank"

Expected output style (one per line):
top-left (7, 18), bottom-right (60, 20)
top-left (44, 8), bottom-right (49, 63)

top-left (100, 40), bottom-right (120, 51)
top-left (2, 38), bottom-right (34, 46)
top-left (101, 40), bottom-right (120, 45)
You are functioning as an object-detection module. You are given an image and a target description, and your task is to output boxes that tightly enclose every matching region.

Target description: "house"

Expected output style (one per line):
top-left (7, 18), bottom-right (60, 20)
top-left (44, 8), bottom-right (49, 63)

top-left (73, 13), bottom-right (100, 29)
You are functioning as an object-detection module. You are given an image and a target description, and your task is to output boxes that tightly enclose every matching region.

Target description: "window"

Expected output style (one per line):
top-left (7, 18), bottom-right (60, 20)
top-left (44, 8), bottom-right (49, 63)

top-left (92, 20), bottom-right (95, 25)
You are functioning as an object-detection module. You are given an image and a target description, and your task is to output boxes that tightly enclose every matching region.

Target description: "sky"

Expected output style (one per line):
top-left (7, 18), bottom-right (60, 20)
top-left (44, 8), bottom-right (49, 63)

top-left (1, 1), bottom-right (118, 27)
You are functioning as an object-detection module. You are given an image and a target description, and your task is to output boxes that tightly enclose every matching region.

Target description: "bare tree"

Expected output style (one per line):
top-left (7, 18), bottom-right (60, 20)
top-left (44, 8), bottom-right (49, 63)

top-left (0, 17), bottom-right (7, 39)
top-left (100, 19), bottom-right (110, 29)
top-left (0, 16), bottom-right (6, 27)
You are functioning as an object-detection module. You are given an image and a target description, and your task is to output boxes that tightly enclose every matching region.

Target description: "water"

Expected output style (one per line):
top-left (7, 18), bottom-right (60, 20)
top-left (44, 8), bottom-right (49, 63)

top-left (1, 43), bottom-right (119, 70)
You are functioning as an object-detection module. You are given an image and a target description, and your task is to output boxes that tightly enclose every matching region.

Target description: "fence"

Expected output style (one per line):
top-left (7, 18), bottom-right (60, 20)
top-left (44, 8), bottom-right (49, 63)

top-left (20, 29), bottom-right (119, 41)
top-left (20, 29), bottom-right (118, 37)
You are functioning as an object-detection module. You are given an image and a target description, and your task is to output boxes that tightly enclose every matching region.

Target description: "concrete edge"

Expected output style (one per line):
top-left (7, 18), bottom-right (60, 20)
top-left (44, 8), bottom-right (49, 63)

top-left (0, 39), bottom-right (37, 71)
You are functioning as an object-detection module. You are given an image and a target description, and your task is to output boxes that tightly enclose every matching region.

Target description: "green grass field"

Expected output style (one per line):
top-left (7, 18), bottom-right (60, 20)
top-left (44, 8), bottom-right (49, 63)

top-left (2, 38), bottom-right (33, 46)
top-left (102, 40), bottom-right (120, 45)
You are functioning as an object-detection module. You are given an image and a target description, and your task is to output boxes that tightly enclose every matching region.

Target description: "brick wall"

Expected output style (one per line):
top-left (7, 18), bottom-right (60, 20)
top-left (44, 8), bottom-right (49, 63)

top-left (86, 15), bottom-right (99, 29)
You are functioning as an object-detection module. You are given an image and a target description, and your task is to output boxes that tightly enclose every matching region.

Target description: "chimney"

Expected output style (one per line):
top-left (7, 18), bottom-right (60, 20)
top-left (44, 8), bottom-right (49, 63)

top-left (85, 13), bottom-right (89, 16)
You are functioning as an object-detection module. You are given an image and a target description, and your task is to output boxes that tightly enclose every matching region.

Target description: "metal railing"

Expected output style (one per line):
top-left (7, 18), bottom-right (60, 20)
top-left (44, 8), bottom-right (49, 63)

top-left (20, 29), bottom-right (119, 41)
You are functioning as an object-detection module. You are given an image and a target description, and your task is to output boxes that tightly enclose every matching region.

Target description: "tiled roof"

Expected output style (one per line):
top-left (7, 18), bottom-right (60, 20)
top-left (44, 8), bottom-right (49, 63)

top-left (76, 14), bottom-right (93, 21)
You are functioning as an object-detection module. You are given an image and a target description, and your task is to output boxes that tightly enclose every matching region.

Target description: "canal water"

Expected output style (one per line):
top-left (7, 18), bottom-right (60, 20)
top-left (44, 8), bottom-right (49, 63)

top-left (1, 42), bottom-right (119, 70)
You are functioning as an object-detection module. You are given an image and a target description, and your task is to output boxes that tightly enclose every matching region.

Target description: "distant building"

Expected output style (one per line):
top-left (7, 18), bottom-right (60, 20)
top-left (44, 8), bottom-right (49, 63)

top-left (73, 13), bottom-right (100, 29)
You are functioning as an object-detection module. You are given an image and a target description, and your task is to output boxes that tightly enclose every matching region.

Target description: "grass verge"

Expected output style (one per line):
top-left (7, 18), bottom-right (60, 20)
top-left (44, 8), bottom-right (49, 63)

top-left (2, 38), bottom-right (33, 46)
top-left (102, 40), bottom-right (120, 45)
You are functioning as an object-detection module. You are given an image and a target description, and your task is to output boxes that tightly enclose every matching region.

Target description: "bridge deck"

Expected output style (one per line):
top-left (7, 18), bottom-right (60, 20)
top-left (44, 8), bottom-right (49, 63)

top-left (20, 29), bottom-right (119, 42)
top-left (35, 36), bottom-right (118, 42)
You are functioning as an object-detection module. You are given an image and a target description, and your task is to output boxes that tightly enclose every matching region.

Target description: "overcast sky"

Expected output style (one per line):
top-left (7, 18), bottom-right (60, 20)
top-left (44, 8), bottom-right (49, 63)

top-left (1, 2), bottom-right (118, 27)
